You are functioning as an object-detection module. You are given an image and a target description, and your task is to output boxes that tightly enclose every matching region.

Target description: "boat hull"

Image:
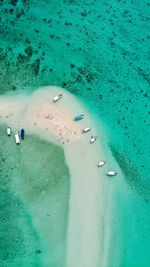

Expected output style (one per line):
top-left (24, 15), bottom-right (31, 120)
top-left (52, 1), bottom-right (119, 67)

top-left (81, 127), bottom-right (91, 133)
top-left (97, 161), bottom-right (105, 167)
top-left (105, 171), bottom-right (118, 176)
top-left (21, 129), bottom-right (25, 139)
top-left (74, 115), bottom-right (84, 121)
top-left (7, 127), bottom-right (11, 136)
top-left (15, 133), bottom-right (20, 145)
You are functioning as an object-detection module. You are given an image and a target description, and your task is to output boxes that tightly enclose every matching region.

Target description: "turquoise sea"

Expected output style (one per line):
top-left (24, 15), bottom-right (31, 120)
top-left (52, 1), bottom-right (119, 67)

top-left (0, 1), bottom-right (150, 267)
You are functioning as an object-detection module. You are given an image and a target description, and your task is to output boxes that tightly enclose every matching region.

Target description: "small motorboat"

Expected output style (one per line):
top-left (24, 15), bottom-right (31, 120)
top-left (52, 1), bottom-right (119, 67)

top-left (53, 94), bottom-right (62, 103)
top-left (73, 114), bottom-right (84, 121)
top-left (81, 127), bottom-right (91, 133)
top-left (90, 136), bottom-right (97, 144)
top-left (21, 128), bottom-right (25, 140)
top-left (97, 161), bottom-right (106, 167)
top-left (7, 127), bottom-right (11, 136)
top-left (15, 131), bottom-right (20, 145)
top-left (105, 171), bottom-right (118, 176)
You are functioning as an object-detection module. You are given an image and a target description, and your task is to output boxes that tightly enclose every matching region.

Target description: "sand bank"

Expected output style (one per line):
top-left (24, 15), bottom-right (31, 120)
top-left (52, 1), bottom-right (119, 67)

top-left (0, 87), bottom-right (82, 144)
top-left (0, 86), bottom-right (118, 267)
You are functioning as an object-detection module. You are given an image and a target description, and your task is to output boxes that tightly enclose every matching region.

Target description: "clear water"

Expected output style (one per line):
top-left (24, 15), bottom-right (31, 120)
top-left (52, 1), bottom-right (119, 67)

top-left (0, 0), bottom-right (150, 266)
top-left (0, 126), bottom-right (70, 267)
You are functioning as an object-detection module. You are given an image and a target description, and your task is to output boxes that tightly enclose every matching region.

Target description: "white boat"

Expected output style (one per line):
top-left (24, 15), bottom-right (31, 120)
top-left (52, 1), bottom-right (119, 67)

top-left (90, 136), bottom-right (97, 144)
top-left (105, 170), bottom-right (118, 176)
top-left (81, 127), bottom-right (91, 133)
top-left (97, 161), bottom-right (106, 167)
top-left (15, 132), bottom-right (20, 145)
top-left (53, 94), bottom-right (62, 103)
top-left (7, 127), bottom-right (11, 136)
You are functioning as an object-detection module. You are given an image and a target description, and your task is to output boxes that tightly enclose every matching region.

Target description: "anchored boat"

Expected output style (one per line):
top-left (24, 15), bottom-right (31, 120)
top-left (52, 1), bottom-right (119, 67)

top-left (21, 128), bottom-right (25, 140)
top-left (105, 170), bottom-right (118, 176)
top-left (81, 127), bottom-right (91, 133)
top-left (97, 161), bottom-right (106, 167)
top-left (90, 136), bottom-right (97, 144)
top-left (7, 127), bottom-right (11, 136)
top-left (53, 94), bottom-right (62, 103)
top-left (15, 131), bottom-right (20, 145)
top-left (73, 114), bottom-right (84, 121)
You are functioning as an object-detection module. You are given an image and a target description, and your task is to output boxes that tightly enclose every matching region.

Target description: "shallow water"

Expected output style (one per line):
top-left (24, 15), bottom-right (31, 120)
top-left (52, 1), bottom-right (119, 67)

top-left (0, 0), bottom-right (150, 266)
top-left (0, 126), bottom-right (70, 267)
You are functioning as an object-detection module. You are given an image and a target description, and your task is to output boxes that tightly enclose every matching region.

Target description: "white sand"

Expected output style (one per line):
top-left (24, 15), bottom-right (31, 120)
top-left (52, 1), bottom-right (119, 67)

top-left (0, 88), bottom-right (82, 144)
top-left (0, 86), bottom-right (118, 267)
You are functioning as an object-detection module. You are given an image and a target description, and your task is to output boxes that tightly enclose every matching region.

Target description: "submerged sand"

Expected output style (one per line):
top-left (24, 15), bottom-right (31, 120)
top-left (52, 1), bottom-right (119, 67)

top-left (0, 86), bottom-right (120, 267)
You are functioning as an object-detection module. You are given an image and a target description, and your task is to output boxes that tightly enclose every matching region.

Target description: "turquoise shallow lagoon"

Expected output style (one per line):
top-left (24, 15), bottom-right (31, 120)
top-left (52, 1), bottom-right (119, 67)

top-left (0, 126), bottom-right (70, 267)
top-left (0, 0), bottom-right (150, 267)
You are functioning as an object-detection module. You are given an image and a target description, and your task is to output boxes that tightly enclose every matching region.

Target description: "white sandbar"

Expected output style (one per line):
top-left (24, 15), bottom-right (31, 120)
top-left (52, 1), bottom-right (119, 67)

top-left (0, 86), bottom-right (112, 267)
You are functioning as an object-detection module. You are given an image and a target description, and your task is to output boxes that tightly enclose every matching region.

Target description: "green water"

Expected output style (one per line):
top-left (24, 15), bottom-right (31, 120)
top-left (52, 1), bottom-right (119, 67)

top-left (0, 126), bottom-right (70, 267)
top-left (0, 0), bottom-right (150, 266)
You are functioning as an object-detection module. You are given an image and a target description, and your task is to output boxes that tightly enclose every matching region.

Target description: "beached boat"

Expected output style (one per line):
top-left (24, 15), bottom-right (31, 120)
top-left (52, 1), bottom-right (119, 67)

top-left (73, 114), bottom-right (84, 121)
top-left (81, 127), bottom-right (91, 133)
top-left (15, 131), bottom-right (20, 145)
top-left (53, 94), bottom-right (62, 103)
top-left (7, 127), bottom-right (11, 136)
top-left (90, 136), bottom-right (97, 144)
top-left (105, 170), bottom-right (118, 176)
top-left (97, 161), bottom-right (106, 167)
top-left (21, 128), bottom-right (25, 139)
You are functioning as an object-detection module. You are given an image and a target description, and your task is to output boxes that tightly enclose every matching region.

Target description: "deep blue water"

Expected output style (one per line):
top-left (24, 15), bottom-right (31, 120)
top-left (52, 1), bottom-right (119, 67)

top-left (0, 0), bottom-right (150, 266)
